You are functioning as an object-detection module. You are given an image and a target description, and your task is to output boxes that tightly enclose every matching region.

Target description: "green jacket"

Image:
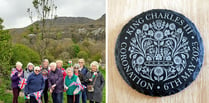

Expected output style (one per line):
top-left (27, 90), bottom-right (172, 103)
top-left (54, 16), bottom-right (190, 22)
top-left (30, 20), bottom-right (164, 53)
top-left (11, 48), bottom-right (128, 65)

top-left (65, 74), bottom-right (80, 95)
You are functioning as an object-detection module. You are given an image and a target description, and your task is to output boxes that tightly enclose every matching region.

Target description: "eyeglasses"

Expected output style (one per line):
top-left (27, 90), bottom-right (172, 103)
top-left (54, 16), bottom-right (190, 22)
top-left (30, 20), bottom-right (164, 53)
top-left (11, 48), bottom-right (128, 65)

top-left (74, 68), bottom-right (79, 69)
top-left (35, 70), bottom-right (40, 72)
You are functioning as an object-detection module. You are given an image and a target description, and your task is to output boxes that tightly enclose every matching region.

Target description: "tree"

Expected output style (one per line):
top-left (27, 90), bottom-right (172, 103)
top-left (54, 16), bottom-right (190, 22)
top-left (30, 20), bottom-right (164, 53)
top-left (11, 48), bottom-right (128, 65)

top-left (10, 44), bottom-right (41, 67)
top-left (77, 51), bottom-right (88, 60)
top-left (56, 32), bottom-right (62, 40)
top-left (29, 0), bottom-right (57, 40)
top-left (27, 0), bottom-right (57, 60)
top-left (0, 18), bottom-right (13, 76)
top-left (91, 53), bottom-right (102, 62)
top-left (68, 44), bottom-right (80, 58)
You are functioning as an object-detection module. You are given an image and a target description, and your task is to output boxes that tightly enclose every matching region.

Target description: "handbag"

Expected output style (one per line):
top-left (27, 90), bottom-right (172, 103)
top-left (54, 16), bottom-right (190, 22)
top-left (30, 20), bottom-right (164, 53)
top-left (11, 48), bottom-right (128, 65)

top-left (87, 74), bottom-right (98, 92)
top-left (87, 85), bottom-right (94, 92)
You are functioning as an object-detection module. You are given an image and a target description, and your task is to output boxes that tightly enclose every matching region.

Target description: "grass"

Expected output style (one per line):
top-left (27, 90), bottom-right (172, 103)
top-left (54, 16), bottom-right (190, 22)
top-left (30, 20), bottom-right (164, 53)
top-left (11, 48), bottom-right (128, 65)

top-left (0, 78), bottom-right (24, 103)
top-left (0, 68), bottom-right (106, 103)
top-left (100, 68), bottom-right (106, 103)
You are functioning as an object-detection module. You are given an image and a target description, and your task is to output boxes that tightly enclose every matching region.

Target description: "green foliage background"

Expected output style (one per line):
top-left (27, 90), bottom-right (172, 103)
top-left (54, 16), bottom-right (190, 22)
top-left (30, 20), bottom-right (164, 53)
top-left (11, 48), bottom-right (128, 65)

top-left (11, 44), bottom-right (41, 67)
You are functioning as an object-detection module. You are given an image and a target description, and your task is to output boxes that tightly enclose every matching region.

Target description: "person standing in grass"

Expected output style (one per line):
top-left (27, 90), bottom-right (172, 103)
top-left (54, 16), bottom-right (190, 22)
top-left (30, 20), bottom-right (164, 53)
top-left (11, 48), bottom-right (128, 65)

top-left (24, 66), bottom-right (45, 103)
top-left (78, 59), bottom-right (88, 103)
top-left (11, 61), bottom-right (24, 103)
top-left (64, 67), bottom-right (81, 103)
top-left (73, 64), bottom-right (85, 103)
top-left (23, 62), bottom-right (34, 103)
top-left (48, 62), bottom-right (64, 103)
top-left (40, 59), bottom-right (50, 103)
top-left (86, 61), bottom-right (105, 103)
top-left (56, 60), bottom-right (67, 80)
top-left (74, 64), bottom-right (84, 84)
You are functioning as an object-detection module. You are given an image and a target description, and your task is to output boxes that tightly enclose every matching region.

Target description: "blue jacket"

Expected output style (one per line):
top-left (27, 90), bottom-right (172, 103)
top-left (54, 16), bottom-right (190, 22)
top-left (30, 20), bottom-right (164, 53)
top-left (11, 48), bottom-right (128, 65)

top-left (80, 66), bottom-right (88, 76)
top-left (24, 72), bottom-right (45, 94)
top-left (79, 66), bottom-right (88, 85)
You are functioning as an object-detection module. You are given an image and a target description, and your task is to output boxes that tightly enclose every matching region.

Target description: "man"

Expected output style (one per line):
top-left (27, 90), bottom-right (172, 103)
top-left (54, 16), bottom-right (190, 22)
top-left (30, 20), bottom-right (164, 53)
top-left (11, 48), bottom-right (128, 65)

top-left (78, 59), bottom-right (88, 103)
top-left (41, 59), bottom-right (50, 103)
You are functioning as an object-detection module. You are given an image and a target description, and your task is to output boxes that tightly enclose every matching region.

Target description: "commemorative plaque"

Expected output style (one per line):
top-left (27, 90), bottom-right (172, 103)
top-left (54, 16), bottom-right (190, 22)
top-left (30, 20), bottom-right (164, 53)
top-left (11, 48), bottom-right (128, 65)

top-left (115, 9), bottom-right (204, 96)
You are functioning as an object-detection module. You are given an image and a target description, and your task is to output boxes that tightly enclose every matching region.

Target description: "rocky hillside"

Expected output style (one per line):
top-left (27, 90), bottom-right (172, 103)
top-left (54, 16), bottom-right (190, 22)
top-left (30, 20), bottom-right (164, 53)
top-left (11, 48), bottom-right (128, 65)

top-left (8, 14), bottom-right (106, 63)
top-left (9, 14), bottom-right (105, 43)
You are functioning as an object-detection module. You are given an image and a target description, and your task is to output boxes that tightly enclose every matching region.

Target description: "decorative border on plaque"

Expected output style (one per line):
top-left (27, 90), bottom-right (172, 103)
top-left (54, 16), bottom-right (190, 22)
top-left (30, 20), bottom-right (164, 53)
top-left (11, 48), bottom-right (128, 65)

top-left (115, 9), bottom-right (204, 96)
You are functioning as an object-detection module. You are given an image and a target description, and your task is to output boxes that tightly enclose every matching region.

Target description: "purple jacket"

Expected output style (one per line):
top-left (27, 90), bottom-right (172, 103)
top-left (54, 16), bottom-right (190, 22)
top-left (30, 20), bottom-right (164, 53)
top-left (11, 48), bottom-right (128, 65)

top-left (11, 68), bottom-right (24, 89)
top-left (48, 69), bottom-right (64, 93)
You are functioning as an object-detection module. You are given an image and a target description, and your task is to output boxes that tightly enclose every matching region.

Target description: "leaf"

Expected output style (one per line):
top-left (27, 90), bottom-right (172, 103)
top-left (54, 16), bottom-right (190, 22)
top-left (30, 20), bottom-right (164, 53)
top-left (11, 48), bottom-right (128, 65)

top-left (168, 68), bottom-right (171, 72)
top-left (142, 69), bottom-right (146, 73)
top-left (154, 41), bottom-right (158, 45)
top-left (159, 76), bottom-right (163, 80)
top-left (181, 54), bottom-right (185, 59)
top-left (176, 67), bottom-right (180, 72)
top-left (149, 24), bottom-right (152, 28)
top-left (160, 41), bottom-right (164, 45)
top-left (154, 76), bottom-right (158, 81)
top-left (138, 67), bottom-right (142, 72)
top-left (171, 69), bottom-right (176, 73)
top-left (166, 23), bottom-right (169, 28)
top-left (146, 68), bottom-right (149, 72)
top-left (133, 54), bottom-right (137, 59)
top-left (170, 31), bottom-right (174, 35)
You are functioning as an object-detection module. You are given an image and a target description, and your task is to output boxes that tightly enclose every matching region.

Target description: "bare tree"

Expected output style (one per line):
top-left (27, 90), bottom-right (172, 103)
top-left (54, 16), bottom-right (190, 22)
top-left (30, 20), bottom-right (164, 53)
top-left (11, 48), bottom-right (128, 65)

top-left (27, 0), bottom-right (57, 59)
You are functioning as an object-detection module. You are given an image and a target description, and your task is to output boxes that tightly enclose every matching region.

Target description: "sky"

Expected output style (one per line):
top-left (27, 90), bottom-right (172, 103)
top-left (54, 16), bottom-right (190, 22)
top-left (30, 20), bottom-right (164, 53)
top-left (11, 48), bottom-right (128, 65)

top-left (0, 0), bottom-right (105, 29)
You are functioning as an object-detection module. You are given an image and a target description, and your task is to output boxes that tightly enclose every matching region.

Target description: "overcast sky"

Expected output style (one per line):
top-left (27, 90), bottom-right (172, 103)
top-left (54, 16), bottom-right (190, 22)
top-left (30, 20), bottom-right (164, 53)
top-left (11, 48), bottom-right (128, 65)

top-left (0, 0), bottom-right (105, 29)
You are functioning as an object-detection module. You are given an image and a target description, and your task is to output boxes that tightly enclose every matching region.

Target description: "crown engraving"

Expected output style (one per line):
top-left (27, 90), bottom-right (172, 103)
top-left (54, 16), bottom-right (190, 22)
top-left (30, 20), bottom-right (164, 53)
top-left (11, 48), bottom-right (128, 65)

top-left (129, 20), bottom-right (190, 82)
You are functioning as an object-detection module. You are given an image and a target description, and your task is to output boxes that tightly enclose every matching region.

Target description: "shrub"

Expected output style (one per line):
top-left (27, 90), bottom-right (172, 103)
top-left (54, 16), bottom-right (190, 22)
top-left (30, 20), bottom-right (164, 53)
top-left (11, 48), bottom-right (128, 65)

top-left (77, 51), bottom-right (88, 60)
top-left (10, 44), bottom-right (41, 68)
top-left (91, 53), bottom-right (102, 62)
top-left (0, 18), bottom-right (13, 76)
top-left (68, 44), bottom-right (80, 58)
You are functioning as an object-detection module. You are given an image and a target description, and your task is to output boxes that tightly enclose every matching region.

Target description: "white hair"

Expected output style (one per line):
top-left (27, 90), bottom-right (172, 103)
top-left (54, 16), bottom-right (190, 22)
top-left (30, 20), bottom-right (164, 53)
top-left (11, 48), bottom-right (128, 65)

top-left (34, 66), bottom-right (41, 71)
top-left (73, 64), bottom-right (80, 69)
top-left (90, 61), bottom-right (99, 69)
top-left (66, 67), bottom-right (74, 73)
top-left (49, 62), bottom-right (57, 67)
top-left (43, 59), bottom-right (49, 63)
top-left (27, 62), bottom-right (34, 68)
top-left (56, 60), bottom-right (63, 65)
top-left (78, 59), bottom-right (85, 64)
top-left (16, 61), bottom-right (23, 67)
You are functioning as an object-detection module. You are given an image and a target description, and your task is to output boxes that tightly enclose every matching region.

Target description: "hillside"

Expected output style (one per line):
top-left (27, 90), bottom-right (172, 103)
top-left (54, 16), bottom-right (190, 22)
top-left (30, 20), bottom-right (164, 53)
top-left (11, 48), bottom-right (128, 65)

top-left (8, 14), bottom-right (106, 63)
top-left (9, 14), bottom-right (105, 42)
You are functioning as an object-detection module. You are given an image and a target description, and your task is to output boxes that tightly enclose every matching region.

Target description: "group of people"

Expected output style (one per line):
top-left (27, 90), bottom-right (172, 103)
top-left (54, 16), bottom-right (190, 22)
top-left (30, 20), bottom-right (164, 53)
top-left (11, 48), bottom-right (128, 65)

top-left (11, 59), bottom-right (105, 103)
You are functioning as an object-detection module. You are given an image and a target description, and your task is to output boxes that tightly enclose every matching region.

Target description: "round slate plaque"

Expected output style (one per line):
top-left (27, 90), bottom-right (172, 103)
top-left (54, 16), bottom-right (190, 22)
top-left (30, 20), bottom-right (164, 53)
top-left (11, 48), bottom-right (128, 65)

top-left (115, 9), bottom-right (204, 96)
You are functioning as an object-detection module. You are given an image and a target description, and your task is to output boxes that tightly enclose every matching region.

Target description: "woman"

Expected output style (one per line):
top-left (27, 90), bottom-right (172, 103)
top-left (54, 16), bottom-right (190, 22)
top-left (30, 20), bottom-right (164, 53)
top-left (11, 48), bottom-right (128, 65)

top-left (78, 59), bottom-right (88, 103)
top-left (24, 66), bottom-right (45, 103)
top-left (73, 64), bottom-right (85, 103)
top-left (48, 62), bottom-right (64, 103)
top-left (24, 62), bottom-right (34, 79)
top-left (64, 67), bottom-right (81, 103)
top-left (24, 62), bottom-right (34, 103)
top-left (74, 64), bottom-right (84, 82)
top-left (86, 61), bottom-right (105, 103)
top-left (11, 61), bottom-right (24, 103)
top-left (41, 59), bottom-right (50, 103)
top-left (56, 60), bottom-right (67, 80)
